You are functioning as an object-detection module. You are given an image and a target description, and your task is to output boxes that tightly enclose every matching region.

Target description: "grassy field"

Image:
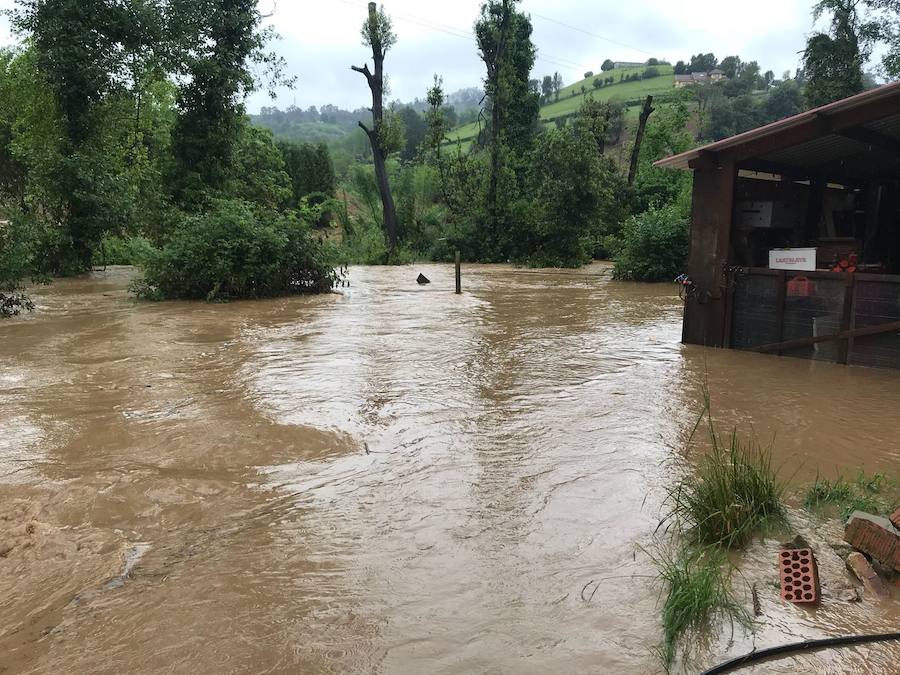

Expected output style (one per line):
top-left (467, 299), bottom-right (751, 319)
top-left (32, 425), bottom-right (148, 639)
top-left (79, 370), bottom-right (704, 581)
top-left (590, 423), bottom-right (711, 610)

top-left (445, 65), bottom-right (676, 144)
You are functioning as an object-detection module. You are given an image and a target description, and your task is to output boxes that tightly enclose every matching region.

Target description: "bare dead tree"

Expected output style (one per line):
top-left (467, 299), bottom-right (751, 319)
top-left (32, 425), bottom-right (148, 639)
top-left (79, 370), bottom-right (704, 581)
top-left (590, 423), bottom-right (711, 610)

top-left (628, 95), bottom-right (655, 187)
top-left (352, 2), bottom-right (399, 256)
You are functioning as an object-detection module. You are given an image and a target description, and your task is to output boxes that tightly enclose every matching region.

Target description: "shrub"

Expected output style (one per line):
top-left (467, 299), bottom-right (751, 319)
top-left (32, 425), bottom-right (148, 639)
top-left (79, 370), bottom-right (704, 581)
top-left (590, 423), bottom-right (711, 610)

top-left (0, 213), bottom-right (49, 317)
top-left (611, 206), bottom-right (689, 282)
top-left (93, 235), bottom-right (155, 267)
top-left (643, 66), bottom-right (660, 79)
top-left (134, 200), bottom-right (337, 301)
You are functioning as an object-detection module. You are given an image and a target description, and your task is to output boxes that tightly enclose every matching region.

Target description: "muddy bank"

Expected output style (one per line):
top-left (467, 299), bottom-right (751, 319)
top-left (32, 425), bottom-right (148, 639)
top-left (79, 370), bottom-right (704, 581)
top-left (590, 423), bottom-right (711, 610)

top-left (1, 264), bottom-right (898, 673)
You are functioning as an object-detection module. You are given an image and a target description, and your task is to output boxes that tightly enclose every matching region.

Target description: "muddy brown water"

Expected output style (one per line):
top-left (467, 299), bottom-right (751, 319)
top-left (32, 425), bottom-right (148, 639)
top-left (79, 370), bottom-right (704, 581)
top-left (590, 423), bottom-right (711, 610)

top-left (1, 264), bottom-right (898, 674)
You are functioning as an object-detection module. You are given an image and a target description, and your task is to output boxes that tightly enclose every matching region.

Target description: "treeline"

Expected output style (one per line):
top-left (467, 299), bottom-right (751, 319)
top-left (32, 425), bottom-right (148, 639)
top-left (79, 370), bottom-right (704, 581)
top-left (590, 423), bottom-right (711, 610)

top-left (0, 0), bottom-right (341, 314)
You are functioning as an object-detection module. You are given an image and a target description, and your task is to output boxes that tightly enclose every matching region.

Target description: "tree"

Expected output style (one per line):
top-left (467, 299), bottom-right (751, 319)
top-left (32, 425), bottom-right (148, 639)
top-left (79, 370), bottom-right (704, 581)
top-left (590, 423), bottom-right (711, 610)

top-left (397, 106), bottom-right (427, 161)
top-left (601, 59), bottom-right (615, 72)
top-left (803, 0), bottom-right (867, 106)
top-left (718, 55), bottom-right (741, 79)
top-left (10, 0), bottom-right (157, 271)
top-left (764, 70), bottom-right (775, 88)
top-left (475, 0), bottom-right (540, 258)
top-left (552, 71), bottom-right (563, 101)
top-left (352, 2), bottom-right (400, 255)
top-left (763, 79), bottom-right (805, 121)
top-left (541, 74), bottom-right (553, 103)
top-left (278, 141), bottom-right (336, 205)
top-left (584, 70), bottom-right (594, 79)
top-left (688, 53), bottom-right (717, 73)
top-left (628, 96), bottom-right (655, 186)
top-left (674, 60), bottom-right (687, 75)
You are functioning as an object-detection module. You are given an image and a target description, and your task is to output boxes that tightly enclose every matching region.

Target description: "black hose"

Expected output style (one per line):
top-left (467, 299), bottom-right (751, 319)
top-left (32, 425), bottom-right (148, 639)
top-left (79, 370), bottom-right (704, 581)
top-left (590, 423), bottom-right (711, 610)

top-left (700, 633), bottom-right (900, 675)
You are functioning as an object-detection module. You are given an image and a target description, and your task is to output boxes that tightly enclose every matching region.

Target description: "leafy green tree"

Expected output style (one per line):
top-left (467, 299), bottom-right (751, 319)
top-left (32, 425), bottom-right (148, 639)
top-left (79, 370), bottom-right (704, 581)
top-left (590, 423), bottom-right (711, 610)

top-left (352, 2), bottom-right (400, 255)
top-left (278, 141), bottom-right (337, 206)
top-left (674, 60), bottom-right (687, 75)
top-left (763, 79), bottom-right (805, 120)
top-left (10, 0), bottom-right (159, 271)
top-left (689, 53), bottom-right (717, 73)
top-left (397, 106), bottom-right (427, 161)
top-left (475, 0), bottom-right (540, 258)
top-left (803, 0), bottom-right (867, 106)
top-left (601, 59), bottom-right (615, 72)
top-left (169, 0), bottom-right (288, 206)
top-left (718, 55), bottom-right (741, 79)
top-left (552, 71), bottom-right (564, 101)
top-left (541, 74), bottom-right (553, 103)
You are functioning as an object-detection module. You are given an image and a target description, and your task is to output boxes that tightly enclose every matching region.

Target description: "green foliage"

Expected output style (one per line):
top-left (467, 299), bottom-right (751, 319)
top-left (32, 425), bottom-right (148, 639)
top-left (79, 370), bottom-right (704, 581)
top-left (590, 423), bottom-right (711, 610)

top-left (804, 471), bottom-right (898, 519)
top-left (660, 394), bottom-right (786, 549)
top-left (279, 140), bottom-right (337, 206)
top-left (611, 206), bottom-right (689, 282)
top-left (803, 0), bottom-right (867, 107)
top-left (134, 199), bottom-right (336, 301)
top-left (92, 235), bottom-right (155, 267)
top-left (649, 545), bottom-right (749, 666)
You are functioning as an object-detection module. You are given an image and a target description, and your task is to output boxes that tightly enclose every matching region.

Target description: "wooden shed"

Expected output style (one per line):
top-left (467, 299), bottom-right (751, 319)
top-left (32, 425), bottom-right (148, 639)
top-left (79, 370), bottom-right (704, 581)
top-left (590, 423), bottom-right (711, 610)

top-left (656, 82), bottom-right (900, 369)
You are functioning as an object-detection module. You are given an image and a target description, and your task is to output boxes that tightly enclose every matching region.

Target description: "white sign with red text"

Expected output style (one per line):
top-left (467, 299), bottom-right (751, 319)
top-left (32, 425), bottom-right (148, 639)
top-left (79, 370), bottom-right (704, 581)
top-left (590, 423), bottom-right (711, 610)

top-left (769, 248), bottom-right (817, 272)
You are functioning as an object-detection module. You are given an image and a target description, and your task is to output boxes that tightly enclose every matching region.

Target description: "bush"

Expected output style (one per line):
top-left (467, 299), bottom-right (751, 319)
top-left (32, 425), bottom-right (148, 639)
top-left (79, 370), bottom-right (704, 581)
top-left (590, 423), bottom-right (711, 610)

top-left (611, 206), bottom-right (689, 282)
top-left (93, 235), bottom-right (155, 267)
top-left (643, 66), bottom-right (660, 79)
top-left (133, 200), bottom-right (337, 301)
top-left (0, 214), bottom-right (49, 317)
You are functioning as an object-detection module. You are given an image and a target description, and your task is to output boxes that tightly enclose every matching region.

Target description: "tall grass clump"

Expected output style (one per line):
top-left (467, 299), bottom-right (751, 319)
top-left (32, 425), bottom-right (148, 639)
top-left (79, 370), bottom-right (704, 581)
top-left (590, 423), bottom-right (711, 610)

top-left (661, 393), bottom-right (786, 549)
top-left (651, 390), bottom-right (786, 667)
top-left (649, 546), bottom-right (749, 666)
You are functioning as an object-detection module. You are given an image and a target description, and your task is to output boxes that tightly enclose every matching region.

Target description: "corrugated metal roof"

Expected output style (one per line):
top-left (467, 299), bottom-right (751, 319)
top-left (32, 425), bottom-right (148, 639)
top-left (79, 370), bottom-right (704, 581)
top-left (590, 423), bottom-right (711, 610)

top-left (655, 81), bottom-right (900, 170)
top-left (762, 134), bottom-right (867, 167)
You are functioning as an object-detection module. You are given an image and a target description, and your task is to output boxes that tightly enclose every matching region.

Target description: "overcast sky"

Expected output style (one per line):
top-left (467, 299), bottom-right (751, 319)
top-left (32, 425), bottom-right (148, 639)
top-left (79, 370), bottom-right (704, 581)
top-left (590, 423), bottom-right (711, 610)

top-left (0, 1), bottom-right (826, 112)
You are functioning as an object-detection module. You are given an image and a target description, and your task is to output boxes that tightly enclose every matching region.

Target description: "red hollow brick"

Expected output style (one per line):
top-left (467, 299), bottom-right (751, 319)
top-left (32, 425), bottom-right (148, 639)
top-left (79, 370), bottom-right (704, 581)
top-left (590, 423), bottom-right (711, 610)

top-left (891, 507), bottom-right (900, 531)
top-left (779, 548), bottom-right (819, 604)
top-left (844, 512), bottom-right (900, 572)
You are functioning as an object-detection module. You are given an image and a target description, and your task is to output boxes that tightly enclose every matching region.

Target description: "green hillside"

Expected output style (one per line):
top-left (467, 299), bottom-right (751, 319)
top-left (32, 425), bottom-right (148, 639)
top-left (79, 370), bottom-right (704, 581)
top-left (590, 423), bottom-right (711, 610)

top-left (447, 65), bottom-right (675, 144)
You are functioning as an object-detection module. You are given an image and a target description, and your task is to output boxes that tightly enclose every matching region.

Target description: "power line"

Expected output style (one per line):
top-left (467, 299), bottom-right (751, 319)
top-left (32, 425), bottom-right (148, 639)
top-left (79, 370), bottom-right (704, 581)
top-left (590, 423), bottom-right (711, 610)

top-left (529, 11), bottom-right (655, 57)
top-left (333, 0), bottom-right (598, 73)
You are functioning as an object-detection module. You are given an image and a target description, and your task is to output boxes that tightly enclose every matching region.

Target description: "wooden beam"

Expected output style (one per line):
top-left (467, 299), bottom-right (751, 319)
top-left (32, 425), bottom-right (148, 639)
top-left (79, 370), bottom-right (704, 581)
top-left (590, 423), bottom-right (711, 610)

top-left (836, 126), bottom-right (900, 156)
top-left (725, 93), bottom-right (900, 164)
top-left (749, 320), bottom-right (900, 354)
top-left (737, 159), bottom-right (866, 188)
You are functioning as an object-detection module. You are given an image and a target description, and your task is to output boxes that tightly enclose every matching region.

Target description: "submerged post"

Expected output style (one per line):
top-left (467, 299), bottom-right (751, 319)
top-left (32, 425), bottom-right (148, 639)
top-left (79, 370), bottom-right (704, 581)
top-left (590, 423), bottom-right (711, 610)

top-left (455, 250), bottom-right (462, 294)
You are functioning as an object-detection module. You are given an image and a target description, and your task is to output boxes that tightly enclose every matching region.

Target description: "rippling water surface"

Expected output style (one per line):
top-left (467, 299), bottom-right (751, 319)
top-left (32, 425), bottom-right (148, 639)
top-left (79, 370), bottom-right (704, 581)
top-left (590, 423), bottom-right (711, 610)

top-left (0, 264), bottom-right (898, 674)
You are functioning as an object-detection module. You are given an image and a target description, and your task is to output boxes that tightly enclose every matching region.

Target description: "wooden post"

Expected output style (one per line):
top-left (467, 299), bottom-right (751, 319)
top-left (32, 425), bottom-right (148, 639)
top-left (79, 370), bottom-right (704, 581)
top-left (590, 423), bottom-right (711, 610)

top-left (774, 271), bottom-right (787, 356)
top-left (682, 159), bottom-right (737, 347)
top-left (838, 274), bottom-right (857, 365)
top-left (455, 250), bottom-right (461, 294)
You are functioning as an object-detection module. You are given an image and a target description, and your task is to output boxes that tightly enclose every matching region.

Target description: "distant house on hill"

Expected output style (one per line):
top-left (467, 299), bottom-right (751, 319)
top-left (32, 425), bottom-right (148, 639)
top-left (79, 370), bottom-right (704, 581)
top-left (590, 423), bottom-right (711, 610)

top-left (614, 61), bottom-right (645, 69)
top-left (675, 69), bottom-right (728, 88)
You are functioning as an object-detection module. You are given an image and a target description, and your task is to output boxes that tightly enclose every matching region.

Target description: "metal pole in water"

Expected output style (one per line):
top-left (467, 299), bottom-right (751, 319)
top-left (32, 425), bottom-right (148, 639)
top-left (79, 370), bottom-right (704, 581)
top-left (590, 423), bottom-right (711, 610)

top-left (455, 250), bottom-right (462, 294)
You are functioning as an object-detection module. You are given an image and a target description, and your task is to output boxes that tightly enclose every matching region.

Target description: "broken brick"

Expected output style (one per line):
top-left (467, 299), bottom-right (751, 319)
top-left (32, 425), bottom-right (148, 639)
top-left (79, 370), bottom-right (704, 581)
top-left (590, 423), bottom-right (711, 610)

top-left (779, 548), bottom-right (819, 604)
top-left (847, 552), bottom-right (890, 599)
top-left (844, 512), bottom-right (900, 572)
top-left (891, 507), bottom-right (900, 531)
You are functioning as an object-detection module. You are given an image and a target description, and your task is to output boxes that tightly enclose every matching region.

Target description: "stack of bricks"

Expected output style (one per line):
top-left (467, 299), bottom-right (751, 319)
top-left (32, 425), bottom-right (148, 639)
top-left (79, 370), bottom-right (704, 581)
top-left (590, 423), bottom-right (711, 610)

top-left (891, 507), bottom-right (900, 531)
top-left (779, 548), bottom-right (818, 604)
top-left (844, 512), bottom-right (900, 572)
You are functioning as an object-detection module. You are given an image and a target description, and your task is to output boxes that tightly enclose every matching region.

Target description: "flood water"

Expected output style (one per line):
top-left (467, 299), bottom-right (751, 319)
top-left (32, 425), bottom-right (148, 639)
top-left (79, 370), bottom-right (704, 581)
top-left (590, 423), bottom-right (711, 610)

top-left (1, 264), bottom-right (898, 674)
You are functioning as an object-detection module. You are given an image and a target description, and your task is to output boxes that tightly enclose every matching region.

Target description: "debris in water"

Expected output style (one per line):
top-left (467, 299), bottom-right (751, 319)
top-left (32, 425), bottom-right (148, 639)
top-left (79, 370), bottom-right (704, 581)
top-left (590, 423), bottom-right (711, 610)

top-left (844, 511), bottom-right (900, 572)
top-left (417, 273), bottom-right (431, 285)
top-left (846, 552), bottom-right (890, 599)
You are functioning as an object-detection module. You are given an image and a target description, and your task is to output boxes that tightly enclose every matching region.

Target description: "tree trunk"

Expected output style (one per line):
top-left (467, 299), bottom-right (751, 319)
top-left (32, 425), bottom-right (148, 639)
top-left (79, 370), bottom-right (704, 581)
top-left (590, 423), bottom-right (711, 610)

top-left (485, 0), bottom-right (511, 248)
top-left (352, 2), bottom-right (399, 256)
top-left (627, 95), bottom-right (655, 187)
